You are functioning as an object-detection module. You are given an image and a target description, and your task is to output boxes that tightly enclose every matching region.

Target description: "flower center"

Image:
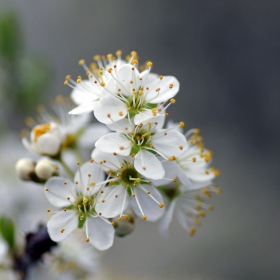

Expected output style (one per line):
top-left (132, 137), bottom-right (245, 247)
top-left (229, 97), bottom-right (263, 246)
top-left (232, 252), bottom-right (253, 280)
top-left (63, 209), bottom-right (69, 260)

top-left (33, 124), bottom-right (51, 142)
top-left (120, 168), bottom-right (139, 186)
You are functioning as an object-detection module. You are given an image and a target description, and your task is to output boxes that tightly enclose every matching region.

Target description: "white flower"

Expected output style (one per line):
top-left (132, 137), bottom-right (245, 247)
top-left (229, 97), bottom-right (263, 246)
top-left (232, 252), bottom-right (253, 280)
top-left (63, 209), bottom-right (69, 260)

top-left (159, 183), bottom-right (221, 237)
top-left (92, 149), bottom-right (165, 222)
top-left (44, 162), bottom-right (114, 250)
top-left (44, 229), bottom-right (99, 279)
top-left (95, 117), bottom-right (188, 179)
top-left (22, 96), bottom-right (108, 157)
top-left (67, 51), bottom-right (126, 115)
top-left (93, 60), bottom-right (179, 125)
top-left (22, 122), bottom-right (62, 156)
top-left (173, 129), bottom-right (220, 187)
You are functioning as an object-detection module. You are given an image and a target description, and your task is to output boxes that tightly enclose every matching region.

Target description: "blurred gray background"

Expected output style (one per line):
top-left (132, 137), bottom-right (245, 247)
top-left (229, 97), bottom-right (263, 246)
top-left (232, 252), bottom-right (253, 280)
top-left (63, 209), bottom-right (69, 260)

top-left (0, 1), bottom-right (279, 279)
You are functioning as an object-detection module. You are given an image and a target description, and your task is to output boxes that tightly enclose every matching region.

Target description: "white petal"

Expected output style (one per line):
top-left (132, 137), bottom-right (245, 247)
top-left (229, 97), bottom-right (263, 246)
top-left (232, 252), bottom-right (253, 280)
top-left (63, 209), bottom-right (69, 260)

top-left (152, 130), bottom-right (188, 157)
top-left (87, 217), bottom-right (114, 250)
top-left (134, 149), bottom-right (165, 179)
top-left (71, 80), bottom-right (100, 105)
top-left (37, 133), bottom-right (61, 155)
top-left (94, 95), bottom-right (128, 124)
top-left (145, 76), bottom-right (180, 103)
top-left (91, 149), bottom-right (122, 172)
top-left (152, 161), bottom-right (178, 186)
top-left (74, 162), bottom-right (104, 195)
top-left (158, 199), bottom-right (177, 237)
top-left (45, 177), bottom-right (76, 207)
top-left (134, 109), bottom-right (165, 127)
top-left (106, 118), bottom-right (133, 133)
top-left (95, 133), bottom-right (132, 156)
top-left (131, 185), bottom-right (164, 221)
top-left (95, 185), bottom-right (129, 218)
top-left (22, 138), bottom-right (37, 155)
top-left (78, 123), bottom-right (109, 148)
top-left (47, 210), bottom-right (78, 242)
top-left (69, 102), bottom-right (96, 115)
top-left (117, 64), bottom-right (141, 92)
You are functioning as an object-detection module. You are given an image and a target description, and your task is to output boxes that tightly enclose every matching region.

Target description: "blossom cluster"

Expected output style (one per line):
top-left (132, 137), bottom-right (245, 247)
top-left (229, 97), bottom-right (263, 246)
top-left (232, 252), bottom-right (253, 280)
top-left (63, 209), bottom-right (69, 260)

top-left (7, 51), bottom-right (220, 279)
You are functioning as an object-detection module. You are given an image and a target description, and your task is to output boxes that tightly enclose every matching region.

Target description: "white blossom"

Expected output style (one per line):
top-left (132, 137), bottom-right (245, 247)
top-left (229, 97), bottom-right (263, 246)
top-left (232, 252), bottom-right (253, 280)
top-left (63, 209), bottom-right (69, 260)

top-left (45, 162), bottom-right (114, 250)
top-left (92, 149), bottom-right (165, 222)
top-left (95, 117), bottom-right (187, 179)
top-left (159, 183), bottom-right (221, 237)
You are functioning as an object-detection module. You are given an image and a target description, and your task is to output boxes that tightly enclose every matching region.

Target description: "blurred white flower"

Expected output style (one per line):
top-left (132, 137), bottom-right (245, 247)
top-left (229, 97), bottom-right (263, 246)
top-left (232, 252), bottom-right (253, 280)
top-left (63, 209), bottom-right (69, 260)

top-left (159, 183), bottom-right (221, 237)
top-left (45, 162), bottom-right (114, 250)
top-left (22, 122), bottom-right (62, 156)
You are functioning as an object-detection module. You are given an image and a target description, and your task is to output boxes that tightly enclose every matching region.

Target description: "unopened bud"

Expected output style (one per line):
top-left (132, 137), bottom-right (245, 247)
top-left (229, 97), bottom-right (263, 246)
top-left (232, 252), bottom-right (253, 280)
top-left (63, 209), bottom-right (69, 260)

top-left (35, 159), bottom-right (56, 180)
top-left (15, 158), bottom-right (36, 180)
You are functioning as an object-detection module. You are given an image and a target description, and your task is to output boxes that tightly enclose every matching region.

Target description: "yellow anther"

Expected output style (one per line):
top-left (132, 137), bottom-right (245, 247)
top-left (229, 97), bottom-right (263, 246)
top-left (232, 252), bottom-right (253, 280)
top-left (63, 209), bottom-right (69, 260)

top-left (170, 98), bottom-right (176, 104)
top-left (159, 75), bottom-right (163, 80)
top-left (111, 221), bottom-right (115, 226)
top-left (179, 122), bottom-right (185, 128)
top-left (179, 145), bottom-right (183, 150)
top-left (169, 83), bottom-right (174, 89)
top-left (142, 215), bottom-right (147, 220)
top-left (60, 228), bottom-right (65, 233)
top-left (132, 59), bottom-right (138, 65)
top-left (80, 216), bottom-right (84, 220)
top-left (107, 53), bottom-right (113, 59)
top-left (168, 156), bottom-right (176, 161)
top-left (165, 113), bottom-right (169, 116)
top-left (199, 211), bottom-right (206, 217)
top-left (205, 170), bottom-right (209, 175)
top-left (192, 157), bottom-right (196, 162)
top-left (131, 51), bottom-right (137, 57)
top-left (147, 61), bottom-right (153, 67)
top-left (119, 111), bottom-right (123, 116)
top-left (116, 50), bottom-right (122, 56)
top-left (45, 188), bottom-right (49, 191)
top-left (189, 227), bottom-right (196, 236)
top-left (64, 80), bottom-right (69, 85)
top-left (118, 217), bottom-right (122, 221)
top-left (93, 55), bottom-right (101, 61)
top-left (146, 191), bottom-right (151, 194)
top-left (159, 203), bottom-right (165, 208)
top-left (172, 177), bottom-right (177, 182)
top-left (47, 208), bottom-right (50, 212)
top-left (124, 214), bottom-right (129, 220)
top-left (102, 199), bottom-right (105, 203)
top-left (63, 208), bottom-right (67, 212)
top-left (107, 113), bottom-right (111, 118)
top-left (100, 190), bottom-right (104, 193)
top-left (65, 75), bottom-right (71, 80)
top-left (194, 129), bottom-right (200, 134)
top-left (119, 146), bottom-right (124, 150)
top-left (100, 82), bottom-right (105, 87)
top-left (78, 59), bottom-right (85, 65)
top-left (108, 68), bottom-right (113, 73)
top-left (86, 238), bottom-right (90, 242)
top-left (208, 205), bottom-right (214, 211)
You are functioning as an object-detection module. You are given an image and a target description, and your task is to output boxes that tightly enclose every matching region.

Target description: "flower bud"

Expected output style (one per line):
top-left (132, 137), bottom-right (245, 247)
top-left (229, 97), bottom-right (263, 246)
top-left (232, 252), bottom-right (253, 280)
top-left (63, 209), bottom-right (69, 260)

top-left (35, 159), bottom-right (56, 180)
top-left (15, 158), bottom-right (36, 180)
top-left (23, 122), bottom-right (62, 157)
top-left (112, 210), bottom-right (135, 237)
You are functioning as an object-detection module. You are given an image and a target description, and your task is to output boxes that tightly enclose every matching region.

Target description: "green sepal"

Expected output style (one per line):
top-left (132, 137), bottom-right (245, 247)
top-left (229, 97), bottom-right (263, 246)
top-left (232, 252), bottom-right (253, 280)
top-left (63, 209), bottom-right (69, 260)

top-left (146, 103), bottom-right (157, 109)
top-left (0, 216), bottom-right (15, 249)
top-left (130, 145), bottom-right (140, 155)
top-left (78, 216), bottom-right (86, 229)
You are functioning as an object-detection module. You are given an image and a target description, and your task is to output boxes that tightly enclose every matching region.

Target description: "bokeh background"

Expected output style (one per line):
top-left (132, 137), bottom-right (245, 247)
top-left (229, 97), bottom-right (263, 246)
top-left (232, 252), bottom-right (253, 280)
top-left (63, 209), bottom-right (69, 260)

top-left (0, 1), bottom-right (279, 279)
